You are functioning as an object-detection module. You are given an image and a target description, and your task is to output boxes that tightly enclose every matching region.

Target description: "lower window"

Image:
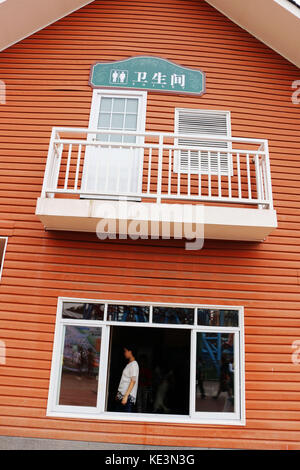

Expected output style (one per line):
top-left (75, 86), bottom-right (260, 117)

top-left (47, 299), bottom-right (245, 425)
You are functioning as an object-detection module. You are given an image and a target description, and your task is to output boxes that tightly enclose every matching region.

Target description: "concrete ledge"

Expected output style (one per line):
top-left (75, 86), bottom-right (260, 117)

top-left (36, 198), bottom-right (277, 242)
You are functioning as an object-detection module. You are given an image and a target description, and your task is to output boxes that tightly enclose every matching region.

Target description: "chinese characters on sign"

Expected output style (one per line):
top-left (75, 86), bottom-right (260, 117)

top-left (132, 71), bottom-right (186, 89)
top-left (90, 56), bottom-right (205, 95)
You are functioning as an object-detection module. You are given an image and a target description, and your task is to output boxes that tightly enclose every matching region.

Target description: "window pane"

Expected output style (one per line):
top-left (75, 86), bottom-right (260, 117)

top-left (153, 306), bottom-right (194, 325)
top-left (62, 303), bottom-right (104, 320)
top-left (196, 332), bottom-right (235, 413)
top-left (111, 113), bottom-right (124, 129)
top-left (58, 326), bottom-right (102, 407)
top-left (96, 133), bottom-right (109, 142)
top-left (123, 134), bottom-right (136, 144)
top-left (107, 304), bottom-right (149, 322)
top-left (112, 98), bottom-right (125, 112)
top-left (98, 112), bottom-right (110, 128)
top-left (124, 114), bottom-right (137, 130)
top-left (126, 98), bottom-right (138, 113)
top-left (109, 133), bottom-right (123, 143)
top-left (197, 309), bottom-right (239, 327)
top-left (100, 97), bottom-right (112, 112)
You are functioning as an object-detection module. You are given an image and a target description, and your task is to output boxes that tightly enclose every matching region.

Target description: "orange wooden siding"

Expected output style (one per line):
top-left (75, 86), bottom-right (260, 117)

top-left (0, 0), bottom-right (300, 449)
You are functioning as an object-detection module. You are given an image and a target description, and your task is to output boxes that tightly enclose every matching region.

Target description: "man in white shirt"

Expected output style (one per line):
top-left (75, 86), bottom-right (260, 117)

top-left (115, 345), bottom-right (139, 412)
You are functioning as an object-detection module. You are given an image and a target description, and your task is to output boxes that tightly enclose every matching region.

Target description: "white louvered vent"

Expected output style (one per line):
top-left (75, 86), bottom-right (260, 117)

top-left (175, 109), bottom-right (231, 174)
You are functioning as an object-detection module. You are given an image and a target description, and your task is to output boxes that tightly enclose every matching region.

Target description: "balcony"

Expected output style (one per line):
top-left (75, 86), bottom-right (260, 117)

top-left (36, 127), bottom-right (277, 242)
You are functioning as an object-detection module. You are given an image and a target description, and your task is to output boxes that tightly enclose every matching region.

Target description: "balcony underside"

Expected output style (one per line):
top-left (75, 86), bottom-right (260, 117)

top-left (36, 198), bottom-right (277, 242)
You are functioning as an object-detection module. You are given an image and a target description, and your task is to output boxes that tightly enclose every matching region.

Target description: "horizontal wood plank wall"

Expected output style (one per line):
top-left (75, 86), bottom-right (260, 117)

top-left (0, 0), bottom-right (300, 450)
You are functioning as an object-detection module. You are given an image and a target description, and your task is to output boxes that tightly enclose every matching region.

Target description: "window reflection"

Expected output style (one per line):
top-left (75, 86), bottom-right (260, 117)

top-left (107, 304), bottom-right (149, 322)
top-left (59, 326), bottom-right (101, 407)
top-left (197, 309), bottom-right (238, 327)
top-left (153, 307), bottom-right (194, 325)
top-left (62, 303), bottom-right (104, 321)
top-left (196, 333), bottom-right (235, 413)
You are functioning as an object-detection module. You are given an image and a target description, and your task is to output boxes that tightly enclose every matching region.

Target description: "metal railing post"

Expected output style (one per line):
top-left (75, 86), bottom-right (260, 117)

top-left (41, 127), bottom-right (57, 198)
top-left (263, 139), bottom-right (274, 210)
top-left (254, 153), bottom-right (263, 209)
top-left (156, 134), bottom-right (164, 204)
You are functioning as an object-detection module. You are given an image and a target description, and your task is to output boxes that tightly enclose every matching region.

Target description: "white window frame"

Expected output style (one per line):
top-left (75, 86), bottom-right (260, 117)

top-left (88, 88), bottom-right (147, 134)
top-left (0, 237), bottom-right (8, 281)
top-left (174, 108), bottom-right (233, 176)
top-left (47, 297), bottom-right (245, 426)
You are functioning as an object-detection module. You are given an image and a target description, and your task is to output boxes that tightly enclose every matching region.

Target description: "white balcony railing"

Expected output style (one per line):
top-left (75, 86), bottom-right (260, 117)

top-left (41, 127), bottom-right (274, 210)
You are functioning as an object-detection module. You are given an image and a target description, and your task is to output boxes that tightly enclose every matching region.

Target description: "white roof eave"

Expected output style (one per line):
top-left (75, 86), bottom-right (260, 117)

top-left (205, 0), bottom-right (300, 68)
top-left (0, 0), bottom-right (94, 52)
top-left (0, 0), bottom-right (299, 68)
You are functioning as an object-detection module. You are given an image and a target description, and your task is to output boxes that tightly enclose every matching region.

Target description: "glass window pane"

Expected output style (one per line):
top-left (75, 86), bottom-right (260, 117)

top-left (62, 303), bottom-right (104, 320)
top-left (112, 98), bottom-right (125, 112)
top-left (111, 113), bottom-right (124, 129)
top-left (100, 97), bottom-right (112, 112)
top-left (96, 133), bottom-right (109, 142)
top-left (98, 112), bottom-right (110, 129)
top-left (58, 326), bottom-right (102, 407)
top-left (124, 114), bottom-right (137, 130)
top-left (126, 99), bottom-right (138, 113)
top-left (196, 332), bottom-right (235, 413)
top-left (123, 134), bottom-right (136, 144)
top-left (197, 309), bottom-right (239, 327)
top-left (153, 306), bottom-right (194, 325)
top-left (107, 304), bottom-right (149, 322)
top-left (109, 133), bottom-right (123, 143)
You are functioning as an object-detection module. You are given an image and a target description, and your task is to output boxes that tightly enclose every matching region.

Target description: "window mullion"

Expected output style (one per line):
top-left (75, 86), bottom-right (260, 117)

top-left (189, 329), bottom-right (196, 418)
top-left (97, 325), bottom-right (110, 413)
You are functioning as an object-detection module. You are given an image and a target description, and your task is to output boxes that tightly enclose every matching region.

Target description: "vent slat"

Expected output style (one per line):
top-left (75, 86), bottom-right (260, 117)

top-left (177, 110), bottom-right (230, 174)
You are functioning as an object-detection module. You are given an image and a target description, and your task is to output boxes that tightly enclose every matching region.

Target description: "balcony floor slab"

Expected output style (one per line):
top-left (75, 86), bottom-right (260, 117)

top-left (36, 197), bottom-right (277, 242)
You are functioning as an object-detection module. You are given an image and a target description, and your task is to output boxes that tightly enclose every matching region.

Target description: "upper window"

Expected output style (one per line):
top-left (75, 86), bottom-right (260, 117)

top-left (174, 109), bottom-right (232, 175)
top-left (96, 96), bottom-right (139, 144)
top-left (47, 299), bottom-right (245, 426)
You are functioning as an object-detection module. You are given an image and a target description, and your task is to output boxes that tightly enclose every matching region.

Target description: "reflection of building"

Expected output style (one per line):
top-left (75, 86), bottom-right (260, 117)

top-left (0, 0), bottom-right (299, 452)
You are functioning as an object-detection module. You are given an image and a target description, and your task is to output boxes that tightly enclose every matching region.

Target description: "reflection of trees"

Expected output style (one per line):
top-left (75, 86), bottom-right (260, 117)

top-left (153, 307), bottom-right (193, 324)
top-left (62, 326), bottom-right (101, 374)
top-left (107, 305), bottom-right (149, 322)
top-left (63, 303), bottom-right (104, 320)
top-left (197, 309), bottom-right (238, 327)
top-left (199, 333), bottom-right (233, 377)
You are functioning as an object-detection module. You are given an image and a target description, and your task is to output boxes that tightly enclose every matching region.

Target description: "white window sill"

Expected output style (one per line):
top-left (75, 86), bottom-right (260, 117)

top-left (46, 410), bottom-right (245, 426)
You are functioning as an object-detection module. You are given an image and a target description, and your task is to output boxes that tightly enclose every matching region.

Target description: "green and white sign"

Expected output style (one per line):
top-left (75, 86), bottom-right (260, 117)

top-left (90, 56), bottom-right (205, 95)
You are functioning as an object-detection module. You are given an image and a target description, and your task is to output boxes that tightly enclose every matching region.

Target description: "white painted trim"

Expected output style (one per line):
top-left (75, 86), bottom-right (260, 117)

top-left (47, 297), bottom-right (245, 426)
top-left (189, 329), bottom-right (197, 416)
top-left (239, 305), bottom-right (246, 425)
top-left (275, 0), bottom-right (300, 17)
top-left (46, 409), bottom-right (244, 426)
top-left (0, 237), bottom-right (8, 281)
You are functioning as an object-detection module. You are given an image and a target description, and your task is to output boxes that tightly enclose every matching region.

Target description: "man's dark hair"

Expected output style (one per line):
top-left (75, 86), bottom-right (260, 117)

top-left (123, 344), bottom-right (137, 358)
